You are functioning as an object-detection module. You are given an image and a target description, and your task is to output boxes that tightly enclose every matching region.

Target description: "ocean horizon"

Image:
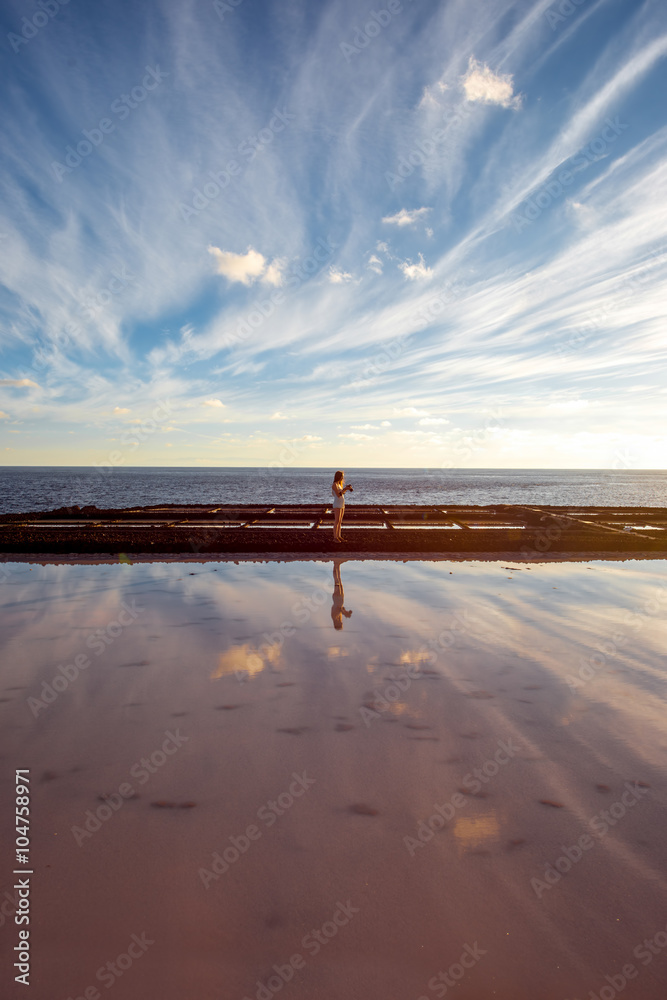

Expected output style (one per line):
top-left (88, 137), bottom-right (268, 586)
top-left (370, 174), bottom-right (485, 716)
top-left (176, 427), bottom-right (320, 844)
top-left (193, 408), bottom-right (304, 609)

top-left (1, 466), bottom-right (665, 514)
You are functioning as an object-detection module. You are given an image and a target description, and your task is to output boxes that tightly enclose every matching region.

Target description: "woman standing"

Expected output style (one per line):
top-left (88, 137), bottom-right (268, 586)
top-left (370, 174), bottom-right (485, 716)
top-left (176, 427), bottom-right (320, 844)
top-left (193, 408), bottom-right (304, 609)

top-left (331, 470), bottom-right (353, 542)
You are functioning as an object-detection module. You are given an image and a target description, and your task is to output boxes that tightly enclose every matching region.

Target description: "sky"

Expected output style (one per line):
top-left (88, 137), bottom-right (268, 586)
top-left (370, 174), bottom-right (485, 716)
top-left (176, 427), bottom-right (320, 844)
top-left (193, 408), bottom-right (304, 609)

top-left (0, 0), bottom-right (666, 470)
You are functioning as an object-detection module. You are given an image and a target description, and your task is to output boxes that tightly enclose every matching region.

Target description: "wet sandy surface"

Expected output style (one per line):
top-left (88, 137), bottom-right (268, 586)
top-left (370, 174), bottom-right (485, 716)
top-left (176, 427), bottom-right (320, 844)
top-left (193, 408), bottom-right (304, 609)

top-left (1, 557), bottom-right (667, 999)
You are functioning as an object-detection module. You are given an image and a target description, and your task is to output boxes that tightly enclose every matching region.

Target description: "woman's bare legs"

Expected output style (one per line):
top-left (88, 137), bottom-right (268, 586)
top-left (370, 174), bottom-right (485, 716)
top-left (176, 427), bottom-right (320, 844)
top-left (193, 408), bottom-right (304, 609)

top-left (333, 507), bottom-right (343, 541)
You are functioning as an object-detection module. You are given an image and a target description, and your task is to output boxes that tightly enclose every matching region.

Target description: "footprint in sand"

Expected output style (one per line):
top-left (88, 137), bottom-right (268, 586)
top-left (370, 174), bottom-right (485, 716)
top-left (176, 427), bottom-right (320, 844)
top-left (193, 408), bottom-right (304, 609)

top-left (458, 787), bottom-right (489, 798)
top-left (277, 727), bottom-right (310, 735)
top-left (349, 803), bottom-right (379, 816)
top-left (150, 801), bottom-right (196, 809)
top-left (335, 723), bottom-right (355, 732)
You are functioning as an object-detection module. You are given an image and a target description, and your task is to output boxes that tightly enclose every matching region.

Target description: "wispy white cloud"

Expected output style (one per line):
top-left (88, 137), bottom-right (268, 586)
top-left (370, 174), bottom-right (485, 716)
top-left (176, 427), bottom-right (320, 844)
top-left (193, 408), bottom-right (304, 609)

top-left (382, 207), bottom-right (431, 227)
top-left (0, 0), bottom-right (665, 467)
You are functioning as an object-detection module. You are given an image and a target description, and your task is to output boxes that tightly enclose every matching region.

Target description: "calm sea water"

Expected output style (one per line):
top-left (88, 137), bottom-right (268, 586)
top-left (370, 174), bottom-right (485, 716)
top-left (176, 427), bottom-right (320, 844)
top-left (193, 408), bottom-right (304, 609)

top-left (0, 466), bottom-right (666, 513)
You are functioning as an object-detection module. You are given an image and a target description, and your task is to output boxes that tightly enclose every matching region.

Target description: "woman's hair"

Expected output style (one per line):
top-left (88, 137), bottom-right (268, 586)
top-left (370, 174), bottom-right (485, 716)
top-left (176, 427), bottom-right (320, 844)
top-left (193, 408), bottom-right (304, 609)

top-left (333, 470), bottom-right (344, 483)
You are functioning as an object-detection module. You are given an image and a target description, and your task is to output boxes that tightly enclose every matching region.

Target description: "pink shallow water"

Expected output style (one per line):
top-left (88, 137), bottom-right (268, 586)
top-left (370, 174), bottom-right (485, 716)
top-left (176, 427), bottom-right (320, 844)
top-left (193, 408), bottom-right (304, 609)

top-left (1, 557), bottom-right (667, 1000)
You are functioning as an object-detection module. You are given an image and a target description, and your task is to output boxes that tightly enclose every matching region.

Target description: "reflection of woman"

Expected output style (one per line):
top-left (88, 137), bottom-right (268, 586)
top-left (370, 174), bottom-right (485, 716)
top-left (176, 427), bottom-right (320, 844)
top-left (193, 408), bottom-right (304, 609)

top-left (331, 470), bottom-right (353, 543)
top-left (331, 559), bottom-right (353, 630)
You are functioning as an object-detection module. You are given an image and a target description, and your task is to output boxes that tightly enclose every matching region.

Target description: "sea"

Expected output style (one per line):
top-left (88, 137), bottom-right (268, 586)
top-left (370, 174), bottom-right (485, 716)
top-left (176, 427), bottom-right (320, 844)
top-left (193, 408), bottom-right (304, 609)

top-left (0, 467), bottom-right (665, 513)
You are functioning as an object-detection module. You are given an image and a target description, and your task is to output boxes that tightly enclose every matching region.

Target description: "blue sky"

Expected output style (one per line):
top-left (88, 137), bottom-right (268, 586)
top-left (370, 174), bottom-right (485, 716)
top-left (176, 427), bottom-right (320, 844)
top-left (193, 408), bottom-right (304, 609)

top-left (0, 0), bottom-right (666, 469)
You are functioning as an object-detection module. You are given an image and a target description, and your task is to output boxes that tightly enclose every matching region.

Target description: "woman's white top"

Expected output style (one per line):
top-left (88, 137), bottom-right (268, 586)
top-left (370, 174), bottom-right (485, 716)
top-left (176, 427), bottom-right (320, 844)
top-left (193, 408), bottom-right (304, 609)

top-left (332, 484), bottom-right (344, 509)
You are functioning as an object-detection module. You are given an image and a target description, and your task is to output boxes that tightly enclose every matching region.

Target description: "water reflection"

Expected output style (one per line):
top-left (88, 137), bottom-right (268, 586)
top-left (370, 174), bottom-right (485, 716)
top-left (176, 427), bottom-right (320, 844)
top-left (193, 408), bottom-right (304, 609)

top-left (331, 559), bottom-right (353, 630)
top-left (1, 557), bottom-right (667, 1000)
